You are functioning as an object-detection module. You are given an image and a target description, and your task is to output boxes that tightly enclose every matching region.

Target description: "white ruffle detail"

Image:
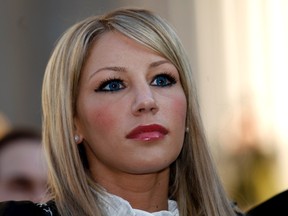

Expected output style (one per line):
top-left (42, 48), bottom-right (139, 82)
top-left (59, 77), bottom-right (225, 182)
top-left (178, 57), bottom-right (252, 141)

top-left (95, 189), bottom-right (179, 216)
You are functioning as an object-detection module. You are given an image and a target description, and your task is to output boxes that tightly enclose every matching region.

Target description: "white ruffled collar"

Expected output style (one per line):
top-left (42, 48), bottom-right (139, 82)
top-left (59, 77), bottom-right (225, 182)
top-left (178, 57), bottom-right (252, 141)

top-left (94, 188), bottom-right (179, 216)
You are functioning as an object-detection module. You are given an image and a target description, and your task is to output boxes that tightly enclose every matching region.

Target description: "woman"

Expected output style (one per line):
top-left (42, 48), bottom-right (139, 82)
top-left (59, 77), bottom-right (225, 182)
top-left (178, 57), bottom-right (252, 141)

top-left (0, 8), bottom-right (244, 216)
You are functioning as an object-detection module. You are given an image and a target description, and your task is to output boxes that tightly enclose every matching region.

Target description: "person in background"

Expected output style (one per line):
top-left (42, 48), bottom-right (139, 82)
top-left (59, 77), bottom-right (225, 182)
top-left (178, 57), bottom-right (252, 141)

top-left (0, 8), bottom-right (244, 215)
top-left (0, 128), bottom-right (47, 203)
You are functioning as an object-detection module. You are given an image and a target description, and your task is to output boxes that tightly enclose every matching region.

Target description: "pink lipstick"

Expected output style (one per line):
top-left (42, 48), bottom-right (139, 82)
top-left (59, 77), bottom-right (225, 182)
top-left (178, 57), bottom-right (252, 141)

top-left (126, 124), bottom-right (168, 141)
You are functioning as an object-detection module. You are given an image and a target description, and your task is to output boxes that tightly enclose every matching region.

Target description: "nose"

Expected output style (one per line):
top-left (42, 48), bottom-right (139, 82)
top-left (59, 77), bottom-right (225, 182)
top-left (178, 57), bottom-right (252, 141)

top-left (132, 87), bottom-right (159, 115)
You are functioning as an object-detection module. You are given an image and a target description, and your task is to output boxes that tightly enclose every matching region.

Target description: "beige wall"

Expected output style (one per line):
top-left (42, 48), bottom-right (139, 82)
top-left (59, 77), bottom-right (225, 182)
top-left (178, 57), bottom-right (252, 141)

top-left (193, 0), bottom-right (288, 207)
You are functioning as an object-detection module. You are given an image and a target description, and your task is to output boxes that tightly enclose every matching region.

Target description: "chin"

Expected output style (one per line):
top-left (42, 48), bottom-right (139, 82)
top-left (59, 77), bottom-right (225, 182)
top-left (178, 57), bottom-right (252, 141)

top-left (124, 158), bottom-right (175, 175)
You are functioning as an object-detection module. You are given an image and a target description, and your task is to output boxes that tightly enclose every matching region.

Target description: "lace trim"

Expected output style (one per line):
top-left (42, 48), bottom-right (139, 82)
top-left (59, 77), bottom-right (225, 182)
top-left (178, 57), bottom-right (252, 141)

top-left (36, 203), bottom-right (54, 216)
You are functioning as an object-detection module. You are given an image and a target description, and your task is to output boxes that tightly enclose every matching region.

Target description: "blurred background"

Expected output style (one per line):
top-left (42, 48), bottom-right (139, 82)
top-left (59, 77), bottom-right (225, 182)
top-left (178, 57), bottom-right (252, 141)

top-left (0, 0), bottom-right (287, 211)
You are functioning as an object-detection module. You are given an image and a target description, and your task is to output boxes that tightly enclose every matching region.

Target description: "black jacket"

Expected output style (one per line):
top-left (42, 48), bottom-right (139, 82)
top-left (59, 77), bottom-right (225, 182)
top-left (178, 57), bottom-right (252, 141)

top-left (247, 190), bottom-right (288, 216)
top-left (0, 200), bottom-right (59, 216)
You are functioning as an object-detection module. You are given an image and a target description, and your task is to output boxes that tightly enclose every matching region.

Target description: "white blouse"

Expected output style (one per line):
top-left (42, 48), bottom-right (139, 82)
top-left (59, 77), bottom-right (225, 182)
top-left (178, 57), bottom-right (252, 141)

top-left (96, 190), bottom-right (179, 216)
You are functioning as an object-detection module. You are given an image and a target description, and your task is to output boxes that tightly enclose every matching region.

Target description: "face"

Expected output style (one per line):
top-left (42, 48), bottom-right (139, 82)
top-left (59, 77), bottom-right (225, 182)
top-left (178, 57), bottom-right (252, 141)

top-left (75, 31), bottom-right (187, 178)
top-left (0, 140), bottom-right (47, 202)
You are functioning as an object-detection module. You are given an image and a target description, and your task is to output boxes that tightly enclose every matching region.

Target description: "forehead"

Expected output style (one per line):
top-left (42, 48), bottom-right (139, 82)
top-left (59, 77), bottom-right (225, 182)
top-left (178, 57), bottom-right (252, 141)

top-left (89, 31), bottom-right (156, 57)
top-left (0, 140), bottom-right (46, 180)
top-left (82, 31), bottom-right (168, 72)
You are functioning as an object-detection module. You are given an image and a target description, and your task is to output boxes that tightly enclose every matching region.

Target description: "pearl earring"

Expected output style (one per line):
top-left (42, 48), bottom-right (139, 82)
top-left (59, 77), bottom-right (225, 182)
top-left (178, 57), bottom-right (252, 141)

top-left (74, 135), bottom-right (80, 143)
top-left (185, 127), bottom-right (189, 133)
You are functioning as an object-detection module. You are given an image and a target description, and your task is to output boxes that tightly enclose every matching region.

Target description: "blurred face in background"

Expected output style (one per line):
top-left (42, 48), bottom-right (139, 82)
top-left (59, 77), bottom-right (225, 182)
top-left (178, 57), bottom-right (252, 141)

top-left (0, 139), bottom-right (47, 202)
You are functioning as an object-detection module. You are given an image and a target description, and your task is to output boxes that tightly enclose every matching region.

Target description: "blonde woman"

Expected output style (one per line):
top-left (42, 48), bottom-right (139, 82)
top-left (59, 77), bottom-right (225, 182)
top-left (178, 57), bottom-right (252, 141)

top-left (0, 8), bottom-right (244, 216)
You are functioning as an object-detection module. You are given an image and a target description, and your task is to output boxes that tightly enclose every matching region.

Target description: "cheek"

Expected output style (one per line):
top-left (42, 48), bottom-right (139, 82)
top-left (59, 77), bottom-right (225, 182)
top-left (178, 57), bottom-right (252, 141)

top-left (79, 95), bottom-right (130, 140)
top-left (169, 92), bottom-right (187, 122)
top-left (87, 103), bottom-right (119, 132)
top-left (77, 94), bottom-right (129, 145)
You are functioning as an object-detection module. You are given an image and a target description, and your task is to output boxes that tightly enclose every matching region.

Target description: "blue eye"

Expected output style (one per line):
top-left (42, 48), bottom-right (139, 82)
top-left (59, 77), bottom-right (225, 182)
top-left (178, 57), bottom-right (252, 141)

top-left (151, 73), bottom-right (176, 87)
top-left (96, 78), bottom-right (125, 92)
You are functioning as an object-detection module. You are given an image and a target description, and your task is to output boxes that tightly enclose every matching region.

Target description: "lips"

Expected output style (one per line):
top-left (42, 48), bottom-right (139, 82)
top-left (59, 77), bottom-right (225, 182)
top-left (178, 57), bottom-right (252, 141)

top-left (126, 124), bottom-right (168, 141)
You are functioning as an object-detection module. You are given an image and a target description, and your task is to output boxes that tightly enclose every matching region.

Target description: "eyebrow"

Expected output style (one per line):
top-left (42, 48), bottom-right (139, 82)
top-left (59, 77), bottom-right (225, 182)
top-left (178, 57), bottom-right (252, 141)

top-left (149, 60), bottom-right (170, 68)
top-left (89, 60), bottom-right (171, 80)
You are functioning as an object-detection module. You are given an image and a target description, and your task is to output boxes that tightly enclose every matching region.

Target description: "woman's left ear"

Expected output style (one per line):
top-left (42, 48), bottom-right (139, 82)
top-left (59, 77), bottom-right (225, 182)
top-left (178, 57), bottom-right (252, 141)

top-left (73, 118), bottom-right (83, 144)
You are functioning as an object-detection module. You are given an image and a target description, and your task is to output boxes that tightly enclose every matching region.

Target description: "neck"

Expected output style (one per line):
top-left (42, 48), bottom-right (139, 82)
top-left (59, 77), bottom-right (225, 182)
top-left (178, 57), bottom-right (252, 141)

top-left (92, 168), bottom-right (170, 212)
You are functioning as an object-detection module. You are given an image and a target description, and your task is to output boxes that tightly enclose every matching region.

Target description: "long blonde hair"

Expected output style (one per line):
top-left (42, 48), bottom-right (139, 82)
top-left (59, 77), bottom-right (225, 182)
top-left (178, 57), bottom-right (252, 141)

top-left (42, 8), bottom-right (236, 216)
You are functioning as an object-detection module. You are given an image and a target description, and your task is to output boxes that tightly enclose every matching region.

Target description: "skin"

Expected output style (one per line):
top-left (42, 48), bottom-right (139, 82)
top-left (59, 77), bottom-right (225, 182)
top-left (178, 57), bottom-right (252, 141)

top-left (0, 139), bottom-right (47, 202)
top-left (75, 31), bottom-right (187, 212)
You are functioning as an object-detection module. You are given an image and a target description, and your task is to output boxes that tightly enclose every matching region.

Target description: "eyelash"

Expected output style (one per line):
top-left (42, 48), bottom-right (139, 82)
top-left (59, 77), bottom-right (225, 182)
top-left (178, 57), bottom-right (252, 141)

top-left (95, 72), bottom-right (177, 92)
top-left (95, 76), bottom-right (125, 92)
top-left (151, 72), bottom-right (177, 87)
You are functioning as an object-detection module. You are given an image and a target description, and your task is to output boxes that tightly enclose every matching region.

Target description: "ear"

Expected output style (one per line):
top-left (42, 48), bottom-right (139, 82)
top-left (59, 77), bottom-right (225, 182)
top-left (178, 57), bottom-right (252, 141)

top-left (73, 117), bottom-right (84, 144)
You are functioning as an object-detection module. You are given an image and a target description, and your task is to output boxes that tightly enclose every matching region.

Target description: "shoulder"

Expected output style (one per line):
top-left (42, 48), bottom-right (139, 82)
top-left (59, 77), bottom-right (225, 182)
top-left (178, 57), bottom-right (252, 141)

top-left (247, 190), bottom-right (288, 216)
top-left (0, 200), bottom-right (59, 216)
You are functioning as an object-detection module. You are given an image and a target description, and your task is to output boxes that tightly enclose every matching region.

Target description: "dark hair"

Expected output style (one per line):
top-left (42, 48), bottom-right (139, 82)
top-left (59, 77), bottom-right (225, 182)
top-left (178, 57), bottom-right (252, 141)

top-left (0, 128), bottom-right (41, 151)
